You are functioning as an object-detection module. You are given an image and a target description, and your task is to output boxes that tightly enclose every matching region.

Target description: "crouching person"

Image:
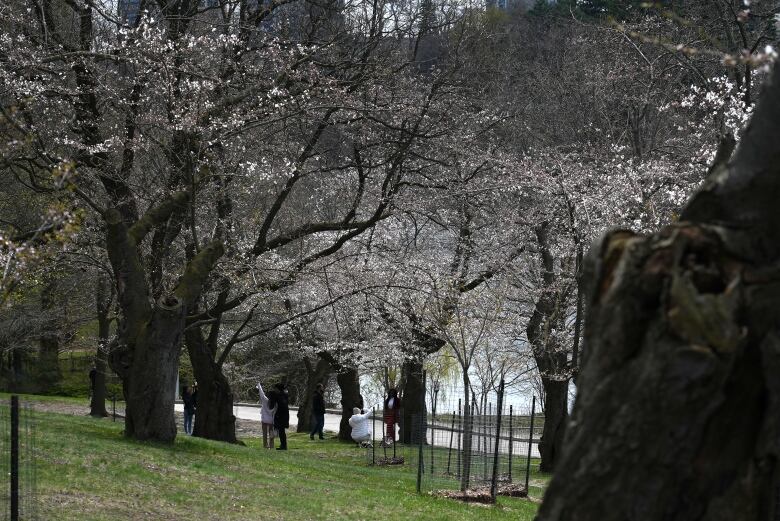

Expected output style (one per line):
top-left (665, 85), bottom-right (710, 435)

top-left (348, 407), bottom-right (372, 447)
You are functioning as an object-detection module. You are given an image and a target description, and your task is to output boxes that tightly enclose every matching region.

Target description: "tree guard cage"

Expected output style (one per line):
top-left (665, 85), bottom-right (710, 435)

top-left (363, 378), bottom-right (542, 500)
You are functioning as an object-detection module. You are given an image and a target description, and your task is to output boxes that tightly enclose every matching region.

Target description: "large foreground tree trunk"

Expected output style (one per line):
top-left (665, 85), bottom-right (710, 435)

top-left (336, 367), bottom-right (361, 441)
top-left (296, 356), bottom-right (332, 434)
top-left (537, 65), bottom-right (780, 521)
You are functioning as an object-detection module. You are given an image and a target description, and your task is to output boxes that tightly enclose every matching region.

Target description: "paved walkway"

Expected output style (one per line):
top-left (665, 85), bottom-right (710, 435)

top-left (174, 403), bottom-right (367, 436)
top-left (174, 403), bottom-right (539, 456)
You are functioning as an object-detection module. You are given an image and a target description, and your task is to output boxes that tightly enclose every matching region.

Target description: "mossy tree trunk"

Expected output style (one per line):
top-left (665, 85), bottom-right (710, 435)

top-left (105, 196), bottom-right (223, 443)
top-left (536, 65), bottom-right (780, 521)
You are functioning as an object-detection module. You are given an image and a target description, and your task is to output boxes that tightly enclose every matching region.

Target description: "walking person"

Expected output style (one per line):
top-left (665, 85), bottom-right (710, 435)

top-left (268, 382), bottom-right (290, 450)
top-left (310, 383), bottom-right (326, 440)
top-left (257, 382), bottom-right (277, 449)
top-left (182, 385), bottom-right (196, 435)
top-left (383, 388), bottom-right (401, 445)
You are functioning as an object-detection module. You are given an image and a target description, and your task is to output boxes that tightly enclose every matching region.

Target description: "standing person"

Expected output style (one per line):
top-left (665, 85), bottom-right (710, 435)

top-left (268, 382), bottom-right (290, 450)
top-left (257, 382), bottom-right (277, 449)
top-left (182, 385), bottom-right (196, 435)
top-left (310, 383), bottom-right (326, 440)
top-left (383, 388), bottom-right (401, 445)
top-left (88, 365), bottom-right (97, 400)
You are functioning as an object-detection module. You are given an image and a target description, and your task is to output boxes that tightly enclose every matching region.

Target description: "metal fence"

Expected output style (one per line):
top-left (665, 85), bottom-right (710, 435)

top-left (0, 397), bottom-right (37, 520)
top-left (364, 374), bottom-right (542, 502)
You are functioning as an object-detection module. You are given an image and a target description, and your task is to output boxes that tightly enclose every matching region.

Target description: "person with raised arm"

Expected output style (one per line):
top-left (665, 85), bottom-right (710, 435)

top-left (256, 382), bottom-right (277, 449)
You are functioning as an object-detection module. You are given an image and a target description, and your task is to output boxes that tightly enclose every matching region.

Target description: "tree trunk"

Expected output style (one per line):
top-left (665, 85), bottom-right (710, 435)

top-left (119, 296), bottom-right (185, 442)
top-left (537, 65), bottom-right (780, 520)
top-left (91, 276), bottom-right (111, 418)
top-left (105, 204), bottom-right (223, 443)
top-left (336, 367), bottom-right (361, 441)
top-left (527, 222), bottom-right (572, 472)
top-left (296, 355), bottom-right (332, 433)
top-left (460, 371), bottom-right (473, 492)
top-left (37, 282), bottom-right (61, 390)
top-left (192, 369), bottom-right (237, 444)
top-left (538, 377), bottom-right (568, 473)
top-left (401, 359), bottom-right (425, 444)
top-left (185, 328), bottom-right (238, 444)
top-left (90, 298), bottom-right (110, 417)
top-left (37, 334), bottom-right (60, 390)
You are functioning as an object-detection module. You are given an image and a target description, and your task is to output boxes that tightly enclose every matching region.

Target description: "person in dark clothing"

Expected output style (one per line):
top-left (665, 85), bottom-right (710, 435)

top-left (310, 383), bottom-right (326, 440)
top-left (268, 382), bottom-right (290, 450)
top-left (88, 366), bottom-right (97, 399)
top-left (383, 388), bottom-right (401, 444)
top-left (182, 385), bottom-right (196, 435)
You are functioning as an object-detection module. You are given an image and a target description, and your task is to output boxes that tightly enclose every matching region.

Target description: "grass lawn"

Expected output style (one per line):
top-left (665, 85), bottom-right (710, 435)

top-left (6, 395), bottom-right (543, 520)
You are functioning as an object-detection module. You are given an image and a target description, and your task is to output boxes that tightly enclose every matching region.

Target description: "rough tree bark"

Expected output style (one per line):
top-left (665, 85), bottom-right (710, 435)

top-left (296, 355), bottom-right (333, 433)
top-left (185, 326), bottom-right (238, 444)
top-left (536, 65), bottom-right (780, 521)
top-left (106, 196), bottom-right (224, 443)
top-left (527, 223), bottom-right (571, 472)
top-left (336, 367), bottom-right (362, 441)
top-left (90, 276), bottom-right (111, 417)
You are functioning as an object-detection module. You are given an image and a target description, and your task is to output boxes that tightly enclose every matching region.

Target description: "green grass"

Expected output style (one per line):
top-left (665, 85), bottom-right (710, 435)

top-left (16, 401), bottom-right (542, 520)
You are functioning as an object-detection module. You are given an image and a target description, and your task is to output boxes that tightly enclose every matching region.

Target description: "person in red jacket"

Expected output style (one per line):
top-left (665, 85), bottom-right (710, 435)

top-left (383, 388), bottom-right (401, 445)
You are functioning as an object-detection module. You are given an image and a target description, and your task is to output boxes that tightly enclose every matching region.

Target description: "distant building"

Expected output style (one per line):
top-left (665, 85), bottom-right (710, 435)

top-left (486, 0), bottom-right (508, 9)
top-left (118, 0), bottom-right (141, 25)
top-left (486, 0), bottom-right (536, 11)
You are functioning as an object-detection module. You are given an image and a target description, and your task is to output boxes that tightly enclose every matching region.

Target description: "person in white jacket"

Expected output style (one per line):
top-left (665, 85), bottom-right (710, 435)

top-left (348, 407), bottom-right (373, 447)
top-left (257, 382), bottom-right (277, 449)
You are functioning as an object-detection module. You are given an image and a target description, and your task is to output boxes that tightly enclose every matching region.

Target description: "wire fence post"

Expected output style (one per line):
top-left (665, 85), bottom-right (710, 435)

top-left (490, 381), bottom-right (505, 501)
top-left (456, 399), bottom-right (462, 479)
top-left (416, 370), bottom-right (426, 494)
top-left (431, 384), bottom-right (438, 475)
top-left (508, 404), bottom-right (514, 483)
top-left (382, 407), bottom-right (388, 459)
top-left (11, 395), bottom-right (19, 521)
top-left (484, 402), bottom-right (492, 481)
top-left (372, 406), bottom-right (376, 465)
top-left (446, 409), bottom-right (455, 474)
top-left (112, 393), bottom-right (116, 423)
top-left (525, 395), bottom-right (536, 494)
